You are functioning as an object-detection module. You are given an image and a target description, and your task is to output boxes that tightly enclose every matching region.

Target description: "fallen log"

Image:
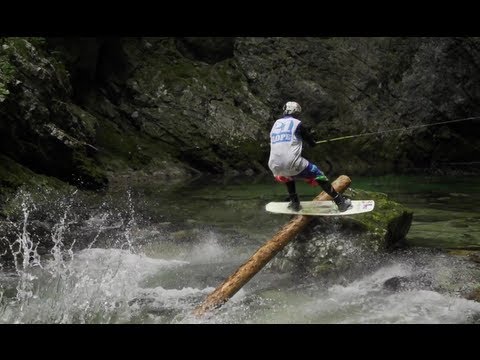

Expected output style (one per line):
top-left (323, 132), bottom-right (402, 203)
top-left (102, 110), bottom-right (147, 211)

top-left (193, 175), bottom-right (351, 317)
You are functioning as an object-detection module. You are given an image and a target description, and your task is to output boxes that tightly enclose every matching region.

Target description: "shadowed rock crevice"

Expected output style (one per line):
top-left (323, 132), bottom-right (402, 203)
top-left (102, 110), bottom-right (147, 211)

top-left (175, 37), bottom-right (235, 64)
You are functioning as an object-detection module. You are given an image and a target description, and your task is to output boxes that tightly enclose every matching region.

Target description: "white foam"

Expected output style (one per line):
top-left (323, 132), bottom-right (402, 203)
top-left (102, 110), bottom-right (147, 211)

top-left (294, 262), bottom-right (480, 324)
top-left (189, 232), bottom-right (228, 263)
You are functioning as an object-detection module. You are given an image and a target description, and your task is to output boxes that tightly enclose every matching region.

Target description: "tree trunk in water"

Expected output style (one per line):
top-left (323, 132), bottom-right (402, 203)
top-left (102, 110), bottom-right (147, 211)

top-left (193, 175), bottom-right (352, 317)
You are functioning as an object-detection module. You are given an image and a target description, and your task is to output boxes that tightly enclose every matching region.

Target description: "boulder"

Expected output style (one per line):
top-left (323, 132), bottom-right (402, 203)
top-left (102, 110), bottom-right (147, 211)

top-left (268, 189), bottom-right (413, 277)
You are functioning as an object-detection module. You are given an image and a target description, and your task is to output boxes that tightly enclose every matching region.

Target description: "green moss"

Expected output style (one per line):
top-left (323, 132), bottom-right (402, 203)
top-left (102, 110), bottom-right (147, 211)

top-left (345, 188), bottom-right (413, 249)
top-left (96, 120), bottom-right (143, 169)
top-left (71, 151), bottom-right (108, 189)
top-left (123, 44), bottom-right (263, 174)
top-left (0, 154), bottom-right (71, 216)
top-left (135, 48), bottom-right (242, 96)
top-left (23, 37), bottom-right (46, 48)
top-left (95, 118), bottom-right (176, 172)
top-left (0, 37), bottom-right (56, 103)
top-left (0, 154), bottom-right (65, 190)
top-left (270, 188), bottom-right (415, 277)
top-left (0, 42), bottom-right (16, 102)
top-left (447, 249), bottom-right (479, 257)
top-left (2, 38), bottom-right (32, 58)
top-left (65, 103), bottom-right (98, 138)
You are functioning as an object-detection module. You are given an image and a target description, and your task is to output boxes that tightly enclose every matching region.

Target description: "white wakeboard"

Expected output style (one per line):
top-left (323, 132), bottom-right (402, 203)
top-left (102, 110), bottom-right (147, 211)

top-left (265, 200), bottom-right (375, 216)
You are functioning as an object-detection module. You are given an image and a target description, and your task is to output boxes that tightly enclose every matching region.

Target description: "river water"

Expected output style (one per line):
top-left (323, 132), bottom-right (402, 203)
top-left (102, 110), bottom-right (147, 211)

top-left (0, 174), bottom-right (479, 323)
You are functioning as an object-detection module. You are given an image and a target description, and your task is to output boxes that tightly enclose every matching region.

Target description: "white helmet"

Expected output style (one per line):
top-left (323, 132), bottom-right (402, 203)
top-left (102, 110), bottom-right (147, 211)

top-left (283, 101), bottom-right (302, 115)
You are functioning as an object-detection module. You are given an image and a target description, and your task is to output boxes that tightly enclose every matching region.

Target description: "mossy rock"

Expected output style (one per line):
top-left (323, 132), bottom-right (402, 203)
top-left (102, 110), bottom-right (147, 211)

top-left (344, 188), bottom-right (413, 250)
top-left (0, 154), bottom-right (67, 196)
top-left (268, 189), bottom-right (413, 277)
top-left (71, 151), bottom-right (108, 190)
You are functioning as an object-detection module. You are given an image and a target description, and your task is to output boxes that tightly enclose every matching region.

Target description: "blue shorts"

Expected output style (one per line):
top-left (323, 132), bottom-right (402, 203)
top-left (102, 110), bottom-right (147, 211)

top-left (295, 162), bottom-right (324, 179)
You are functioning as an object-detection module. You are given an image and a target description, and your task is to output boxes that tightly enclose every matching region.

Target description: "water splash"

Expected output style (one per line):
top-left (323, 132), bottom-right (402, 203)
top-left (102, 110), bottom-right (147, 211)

top-left (317, 260), bottom-right (480, 324)
top-left (189, 231), bottom-right (226, 263)
top-left (122, 190), bottom-right (137, 253)
top-left (6, 191), bottom-right (42, 310)
top-left (1, 180), bottom-right (479, 324)
top-left (0, 187), bottom-right (155, 323)
top-left (9, 191), bottom-right (41, 270)
top-left (235, 251), bottom-right (480, 324)
top-left (50, 190), bottom-right (78, 274)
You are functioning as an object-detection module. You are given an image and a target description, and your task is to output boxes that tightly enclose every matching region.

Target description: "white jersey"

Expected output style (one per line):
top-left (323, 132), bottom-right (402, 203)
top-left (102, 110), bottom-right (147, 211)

top-left (268, 116), bottom-right (309, 176)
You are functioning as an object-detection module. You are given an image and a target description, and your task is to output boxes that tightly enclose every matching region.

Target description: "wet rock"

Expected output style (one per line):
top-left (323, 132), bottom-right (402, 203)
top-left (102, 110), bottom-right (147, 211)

top-left (0, 38), bottom-right (108, 191)
top-left (469, 252), bottom-right (480, 264)
top-left (27, 220), bottom-right (53, 238)
top-left (465, 288), bottom-right (480, 302)
top-left (383, 276), bottom-right (409, 291)
top-left (385, 211), bottom-right (413, 250)
top-left (268, 189), bottom-right (413, 277)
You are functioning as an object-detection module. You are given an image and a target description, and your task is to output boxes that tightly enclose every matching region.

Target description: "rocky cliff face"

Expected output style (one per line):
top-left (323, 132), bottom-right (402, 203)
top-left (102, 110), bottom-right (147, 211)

top-left (235, 37), bottom-right (480, 175)
top-left (0, 38), bottom-right (107, 192)
top-left (1, 37), bottom-right (479, 196)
